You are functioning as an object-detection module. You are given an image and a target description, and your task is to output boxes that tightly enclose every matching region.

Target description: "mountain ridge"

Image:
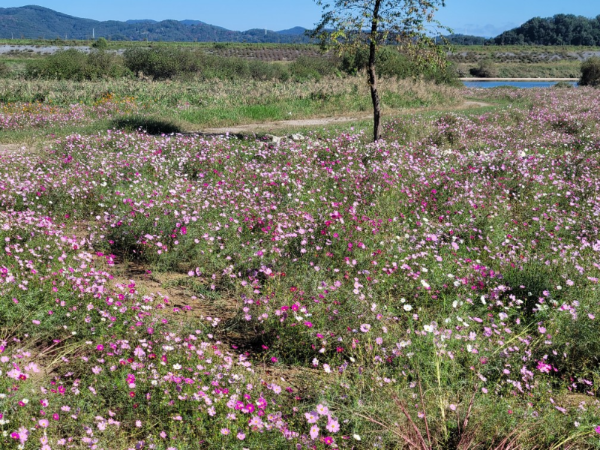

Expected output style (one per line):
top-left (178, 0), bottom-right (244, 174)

top-left (0, 5), bottom-right (311, 43)
top-left (2, 6), bottom-right (600, 46)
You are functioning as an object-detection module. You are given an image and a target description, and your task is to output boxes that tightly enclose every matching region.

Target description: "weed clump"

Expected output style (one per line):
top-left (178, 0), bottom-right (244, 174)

top-left (470, 58), bottom-right (498, 78)
top-left (25, 49), bottom-right (129, 81)
top-left (123, 47), bottom-right (201, 80)
top-left (0, 61), bottom-right (11, 78)
top-left (579, 56), bottom-right (600, 87)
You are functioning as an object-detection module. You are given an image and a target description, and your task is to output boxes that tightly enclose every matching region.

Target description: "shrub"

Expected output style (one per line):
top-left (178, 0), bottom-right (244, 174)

top-left (26, 49), bottom-right (88, 80)
top-left (92, 37), bottom-right (108, 50)
top-left (553, 80), bottom-right (574, 89)
top-left (123, 47), bottom-right (201, 80)
top-left (579, 56), bottom-right (600, 87)
top-left (470, 59), bottom-right (498, 78)
top-left (0, 61), bottom-right (11, 78)
top-left (289, 56), bottom-right (338, 81)
top-left (25, 49), bottom-right (126, 81)
top-left (340, 46), bottom-right (458, 85)
top-left (248, 60), bottom-right (289, 81)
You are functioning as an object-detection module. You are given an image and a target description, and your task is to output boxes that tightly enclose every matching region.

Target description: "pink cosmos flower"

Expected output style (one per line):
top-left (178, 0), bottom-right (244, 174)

top-left (316, 404), bottom-right (329, 416)
top-left (310, 425), bottom-right (319, 440)
top-left (326, 420), bottom-right (340, 433)
top-left (305, 411), bottom-right (318, 424)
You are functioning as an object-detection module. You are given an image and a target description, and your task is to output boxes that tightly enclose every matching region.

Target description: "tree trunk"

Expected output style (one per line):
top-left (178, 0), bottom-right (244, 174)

top-left (369, 0), bottom-right (383, 142)
top-left (368, 53), bottom-right (382, 142)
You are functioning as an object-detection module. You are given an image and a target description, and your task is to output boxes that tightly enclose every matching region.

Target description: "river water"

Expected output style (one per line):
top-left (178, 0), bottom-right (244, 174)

top-left (463, 81), bottom-right (578, 88)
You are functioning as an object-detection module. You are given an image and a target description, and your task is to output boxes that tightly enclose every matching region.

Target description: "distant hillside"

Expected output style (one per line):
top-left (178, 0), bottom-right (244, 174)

top-left (4, 7), bottom-right (600, 47)
top-left (0, 5), bottom-right (311, 43)
top-left (125, 20), bottom-right (158, 25)
top-left (277, 27), bottom-right (307, 36)
top-left (493, 14), bottom-right (600, 46)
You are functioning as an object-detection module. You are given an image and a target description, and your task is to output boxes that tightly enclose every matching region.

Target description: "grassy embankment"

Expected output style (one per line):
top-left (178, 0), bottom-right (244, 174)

top-left (0, 77), bottom-right (463, 143)
top-left (450, 45), bottom-right (600, 78)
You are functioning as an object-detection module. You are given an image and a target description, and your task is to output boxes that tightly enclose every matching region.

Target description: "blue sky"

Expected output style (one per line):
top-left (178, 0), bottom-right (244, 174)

top-left (7, 1), bottom-right (600, 36)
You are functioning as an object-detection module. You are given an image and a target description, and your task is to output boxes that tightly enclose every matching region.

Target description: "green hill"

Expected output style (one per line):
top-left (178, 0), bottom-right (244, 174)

top-left (0, 5), bottom-right (311, 43)
top-left (493, 14), bottom-right (600, 46)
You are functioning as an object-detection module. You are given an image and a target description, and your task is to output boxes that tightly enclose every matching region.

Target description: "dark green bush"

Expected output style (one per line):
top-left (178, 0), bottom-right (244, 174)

top-left (579, 56), bottom-right (600, 87)
top-left (553, 80), bottom-right (574, 89)
top-left (124, 47), bottom-right (201, 80)
top-left (92, 37), bottom-right (109, 50)
top-left (25, 49), bottom-right (127, 81)
top-left (470, 59), bottom-right (498, 78)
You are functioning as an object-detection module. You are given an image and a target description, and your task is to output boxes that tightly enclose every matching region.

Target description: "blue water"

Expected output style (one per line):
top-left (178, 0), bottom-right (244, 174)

top-left (464, 81), bottom-right (578, 89)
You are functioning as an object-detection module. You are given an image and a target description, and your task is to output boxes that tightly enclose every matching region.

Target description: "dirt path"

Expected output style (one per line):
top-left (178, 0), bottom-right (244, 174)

top-left (0, 143), bottom-right (23, 156)
top-left (200, 100), bottom-right (493, 135)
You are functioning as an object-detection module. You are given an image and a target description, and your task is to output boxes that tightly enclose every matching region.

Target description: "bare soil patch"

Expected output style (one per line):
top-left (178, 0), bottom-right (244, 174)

top-left (0, 143), bottom-right (23, 156)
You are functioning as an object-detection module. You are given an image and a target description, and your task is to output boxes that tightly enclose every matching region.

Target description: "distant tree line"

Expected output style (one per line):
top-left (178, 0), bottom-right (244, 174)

top-left (443, 15), bottom-right (600, 46)
top-left (442, 34), bottom-right (488, 46)
top-left (494, 15), bottom-right (600, 46)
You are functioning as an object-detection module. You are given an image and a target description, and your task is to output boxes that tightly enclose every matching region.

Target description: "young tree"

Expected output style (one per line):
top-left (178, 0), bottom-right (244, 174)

top-left (312, 0), bottom-right (448, 141)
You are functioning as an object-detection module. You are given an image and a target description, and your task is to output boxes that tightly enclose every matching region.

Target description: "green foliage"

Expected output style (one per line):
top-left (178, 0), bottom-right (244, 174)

top-left (0, 61), bottom-right (11, 78)
top-left (470, 58), bottom-right (498, 78)
top-left (123, 47), bottom-right (201, 79)
top-left (312, 0), bottom-right (451, 141)
top-left (494, 14), bottom-right (600, 46)
top-left (92, 37), bottom-right (108, 50)
top-left (289, 55), bottom-right (339, 80)
top-left (553, 80), bottom-right (574, 89)
top-left (124, 48), bottom-right (297, 81)
top-left (25, 49), bottom-right (129, 80)
top-left (341, 46), bottom-right (458, 84)
top-left (579, 56), bottom-right (600, 87)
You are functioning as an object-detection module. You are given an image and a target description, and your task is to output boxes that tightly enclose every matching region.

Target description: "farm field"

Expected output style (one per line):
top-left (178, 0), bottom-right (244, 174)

top-left (1, 78), bottom-right (600, 450)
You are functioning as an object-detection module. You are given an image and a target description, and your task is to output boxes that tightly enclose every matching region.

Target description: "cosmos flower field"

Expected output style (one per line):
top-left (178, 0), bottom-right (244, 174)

top-left (1, 86), bottom-right (600, 449)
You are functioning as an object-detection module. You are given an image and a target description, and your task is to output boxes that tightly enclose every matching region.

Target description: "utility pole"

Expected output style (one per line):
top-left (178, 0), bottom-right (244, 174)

top-left (93, 28), bottom-right (95, 39)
